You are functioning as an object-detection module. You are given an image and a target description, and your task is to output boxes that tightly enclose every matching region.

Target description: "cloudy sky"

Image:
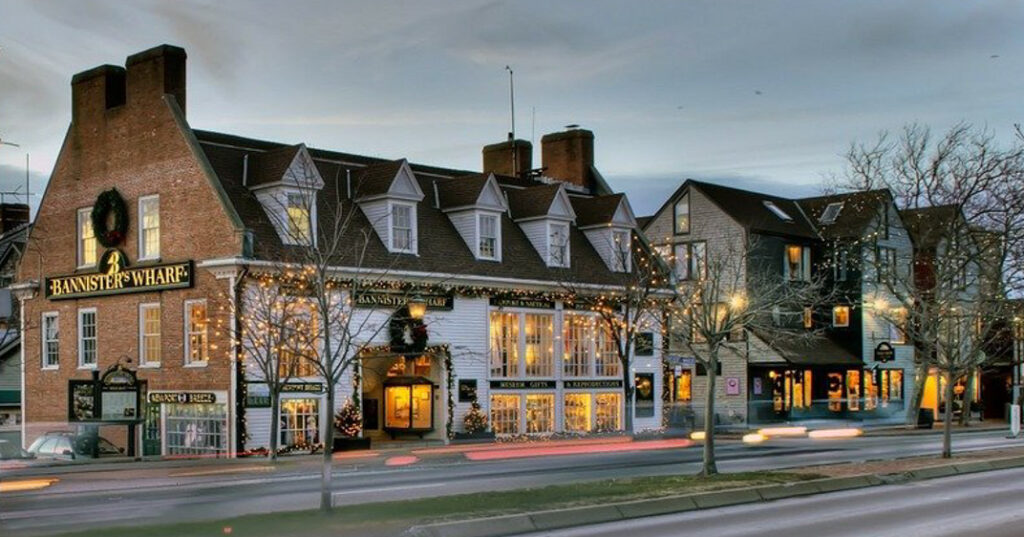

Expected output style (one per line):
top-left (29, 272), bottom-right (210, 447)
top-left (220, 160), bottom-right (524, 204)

top-left (1, 0), bottom-right (1022, 216)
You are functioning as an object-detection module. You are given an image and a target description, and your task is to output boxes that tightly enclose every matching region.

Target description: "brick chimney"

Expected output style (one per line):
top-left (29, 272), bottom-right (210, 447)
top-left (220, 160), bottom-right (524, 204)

top-left (541, 128), bottom-right (594, 190)
top-left (0, 203), bottom-right (29, 233)
top-left (71, 64), bottom-right (126, 124)
top-left (483, 138), bottom-right (532, 177)
top-left (126, 44), bottom-right (187, 114)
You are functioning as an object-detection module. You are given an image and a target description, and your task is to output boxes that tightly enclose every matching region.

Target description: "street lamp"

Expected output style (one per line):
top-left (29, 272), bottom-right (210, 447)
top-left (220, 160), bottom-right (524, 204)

top-left (407, 294), bottom-right (427, 320)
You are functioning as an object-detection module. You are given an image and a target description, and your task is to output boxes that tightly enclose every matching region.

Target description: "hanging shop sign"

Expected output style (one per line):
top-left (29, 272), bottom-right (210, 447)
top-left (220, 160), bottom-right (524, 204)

top-left (355, 291), bottom-right (453, 311)
top-left (148, 392), bottom-right (217, 405)
top-left (489, 380), bottom-right (557, 390)
top-left (489, 297), bottom-right (555, 310)
top-left (725, 377), bottom-right (741, 396)
top-left (563, 380), bottom-right (624, 389)
top-left (244, 382), bottom-right (325, 394)
top-left (874, 342), bottom-right (896, 363)
top-left (458, 379), bottom-right (478, 402)
top-left (45, 260), bottom-right (194, 300)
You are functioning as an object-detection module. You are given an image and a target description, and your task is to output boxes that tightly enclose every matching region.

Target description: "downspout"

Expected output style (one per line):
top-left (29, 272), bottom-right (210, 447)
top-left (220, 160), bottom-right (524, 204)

top-left (242, 154), bottom-right (249, 187)
top-left (18, 295), bottom-right (26, 449)
top-left (228, 271), bottom-right (239, 456)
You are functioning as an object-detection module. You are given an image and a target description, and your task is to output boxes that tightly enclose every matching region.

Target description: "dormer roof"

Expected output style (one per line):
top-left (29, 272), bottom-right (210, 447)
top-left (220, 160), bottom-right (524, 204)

top-left (571, 193), bottom-right (637, 229)
top-left (506, 184), bottom-right (576, 222)
top-left (247, 144), bottom-right (324, 190)
top-left (353, 159), bottom-right (424, 202)
top-left (436, 173), bottom-right (507, 212)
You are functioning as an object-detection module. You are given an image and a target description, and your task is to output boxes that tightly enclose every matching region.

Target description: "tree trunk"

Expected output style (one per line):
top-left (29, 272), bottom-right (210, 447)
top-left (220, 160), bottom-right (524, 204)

top-left (320, 386), bottom-right (335, 512)
top-left (905, 362), bottom-right (928, 427)
top-left (268, 390), bottom-right (280, 461)
top-left (942, 369), bottom-right (955, 459)
top-left (959, 372), bottom-right (975, 427)
top-left (700, 351), bottom-right (718, 476)
top-left (622, 365), bottom-right (634, 435)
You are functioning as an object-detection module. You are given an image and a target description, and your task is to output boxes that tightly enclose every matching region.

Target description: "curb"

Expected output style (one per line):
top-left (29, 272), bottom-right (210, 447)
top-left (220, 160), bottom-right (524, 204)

top-left (404, 456), bottom-right (1024, 537)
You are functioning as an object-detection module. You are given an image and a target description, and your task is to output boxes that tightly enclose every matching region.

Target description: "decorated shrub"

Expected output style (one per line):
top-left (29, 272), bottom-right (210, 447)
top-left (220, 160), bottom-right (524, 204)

top-left (334, 399), bottom-right (362, 438)
top-left (463, 399), bottom-right (488, 434)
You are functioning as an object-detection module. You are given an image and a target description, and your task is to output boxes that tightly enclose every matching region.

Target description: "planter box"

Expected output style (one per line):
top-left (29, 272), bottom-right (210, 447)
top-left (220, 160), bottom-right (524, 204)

top-left (452, 431), bottom-right (496, 442)
top-left (333, 436), bottom-right (371, 452)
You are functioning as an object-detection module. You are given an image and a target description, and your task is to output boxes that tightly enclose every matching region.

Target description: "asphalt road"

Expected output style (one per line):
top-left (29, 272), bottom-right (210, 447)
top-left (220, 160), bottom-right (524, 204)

top-left (0, 430), bottom-right (1020, 536)
top-left (517, 466), bottom-right (1024, 537)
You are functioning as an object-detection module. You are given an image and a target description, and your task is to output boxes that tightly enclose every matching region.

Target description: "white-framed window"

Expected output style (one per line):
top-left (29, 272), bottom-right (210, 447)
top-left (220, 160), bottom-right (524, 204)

top-left (139, 303), bottom-right (161, 367)
top-left (478, 213), bottom-right (499, 260)
top-left (563, 393), bottom-right (592, 433)
top-left (674, 192), bottom-right (690, 234)
top-left (390, 202), bottom-right (414, 253)
top-left (41, 312), bottom-right (59, 369)
top-left (525, 394), bottom-right (555, 434)
top-left (562, 312), bottom-right (620, 378)
top-left (490, 311), bottom-right (554, 378)
top-left (612, 229), bottom-right (631, 272)
top-left (877, 247), bottom-right (897, 283)
top-left (138, 195), bottom-right (160, 260)
top-left (280, 398), bottom-right (319, 447)
top-left (78, 308), bottom-right (97, 368)
top-left (77, 208), bottom-right (97, 268)
top-left (489, 311), bottom-right (520, 378)
top-left (548, 222), bottom-right (570, 267)
top-left (184, 299), bottom-right (209, 365)
top-left (595, 392), bottom-right (623, 432)
top-left (286, 192), bottom-right (312, 244)
top-left (832, 305), bottom-right (850, 328)
top-left (889, 307), bottom-right (907, 344)
top-left (785, 245), bottom-right (811, 282)
top-left (490, 394), bottom-right (520, 435)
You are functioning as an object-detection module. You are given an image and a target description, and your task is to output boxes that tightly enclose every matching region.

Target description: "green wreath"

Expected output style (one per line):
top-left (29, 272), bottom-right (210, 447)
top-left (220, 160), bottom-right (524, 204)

top-left (389, 305), bottom-right (428, 355)
top-left (91, 189), bottom-right (129, 248)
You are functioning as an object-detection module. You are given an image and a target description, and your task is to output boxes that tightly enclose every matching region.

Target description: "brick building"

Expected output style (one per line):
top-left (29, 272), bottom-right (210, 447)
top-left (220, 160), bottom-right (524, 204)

top-left (16, 45), bottom-right (664, 458)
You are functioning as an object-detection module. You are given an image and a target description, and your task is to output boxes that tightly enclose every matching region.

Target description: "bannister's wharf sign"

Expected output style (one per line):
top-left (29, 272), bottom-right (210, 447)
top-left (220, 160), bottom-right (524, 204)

top-left (45, 261), bottom-right (194, 300)
top-left (354, 291), bottom-right (453, 311)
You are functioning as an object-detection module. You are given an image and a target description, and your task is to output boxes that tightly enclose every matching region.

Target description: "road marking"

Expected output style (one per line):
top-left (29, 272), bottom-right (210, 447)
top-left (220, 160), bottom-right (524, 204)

top-left (169, 466), bottom-right (275, 477)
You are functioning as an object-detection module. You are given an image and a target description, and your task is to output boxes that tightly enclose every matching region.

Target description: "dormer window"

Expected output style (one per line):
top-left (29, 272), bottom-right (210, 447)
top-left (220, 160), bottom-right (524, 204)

top-left (819, 202), bottom-right (843, 225)
top-left (478, 213), bottom-right (499, 260)
top-left (548, 222), bottom-right (570, 267)
top-left (612, 229), bottom-right (631, 272)
top-left (286, 192), bottom-right (312, 243)
top-left (390, 202), bottom-right (415, 253)
top-left (764, 200), bottom-right (793, 221)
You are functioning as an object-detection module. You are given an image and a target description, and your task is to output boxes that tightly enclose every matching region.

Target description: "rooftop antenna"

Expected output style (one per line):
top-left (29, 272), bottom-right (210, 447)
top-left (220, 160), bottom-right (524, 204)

top-left (0, 137), bottom-right (32, 219)
top-left (505, 65), bottom-right (517, 176)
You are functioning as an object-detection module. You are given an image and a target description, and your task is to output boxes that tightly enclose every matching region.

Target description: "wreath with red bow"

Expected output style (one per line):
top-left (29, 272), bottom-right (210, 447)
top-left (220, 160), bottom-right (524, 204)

top-left (91, 188), bottom-right (129, 248)
top-left (389, 305), bottom-right (428, 354)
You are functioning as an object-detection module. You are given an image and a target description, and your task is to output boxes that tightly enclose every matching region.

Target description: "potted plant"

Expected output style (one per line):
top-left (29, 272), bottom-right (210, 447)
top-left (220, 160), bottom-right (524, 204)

top-left (453, 399), bottom-right (495, 441)
top-left (333, 399), bottom-right (371, 451)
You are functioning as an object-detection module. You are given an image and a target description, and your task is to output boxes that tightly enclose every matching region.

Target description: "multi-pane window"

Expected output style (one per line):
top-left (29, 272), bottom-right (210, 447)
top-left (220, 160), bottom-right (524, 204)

top-left (674, 192), bottom-right (690, 234)
top-left (563, 393), bottom-right (592, 433)
top-left (674, 242), bottom-right (706, 281)
top-left (185, 300), bottom-right (209, 365)
top-left (562, 313), bottom-right (620, 377)
top-left (489, 312), bottom-right (520, 377)
top-left (390, 203), bottom-right (413, 252)
top-left (612, 230), bottom-right (631, 272)
top-left (490, 394), bottom-right (520, 435)
top-left (832, 305), bottom-right (850, 328)
top-left (785, 245), bottom-right (811, 282)
top-left (879, 369), bottom-right (904, 407)
top-left (77, 208), bottom-right (96, 267)
top-left (479, 214), bottom-right (498, 260)
top-left (139, 304), bottom-right (161, 366)
top-left (846, 369), bottom-right (861, 411)
top-left (286, 193), bottom-right (311, 244)
top-left (139, 195), bottom-right (160, 259)
top-left (78, 309), bottom-right (97, 368)
top-left (279, 304), bottom-right (318, 377)
top-left (280, 398), bottom-right (319, 447)
top-left (525, 394), bottom-right (555, 434)
top-left (42, 313), bottom-right (59, 368)
top-left (524, 314), bottom-right (554, 377)
top-left (549, 222), bottom-right (569, 267)
top-left (595, 393), bottom-right (622, 432)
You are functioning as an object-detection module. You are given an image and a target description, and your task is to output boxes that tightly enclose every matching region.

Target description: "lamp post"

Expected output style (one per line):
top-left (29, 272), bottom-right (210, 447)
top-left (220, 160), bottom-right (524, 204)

top-left (407, 294), bottom-right (427, 321)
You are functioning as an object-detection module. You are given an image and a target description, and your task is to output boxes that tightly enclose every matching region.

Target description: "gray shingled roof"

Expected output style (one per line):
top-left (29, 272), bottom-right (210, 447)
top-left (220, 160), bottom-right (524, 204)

top-left (572, 194), bottom-right (624, 228)
top-left (798, 190), bottom-right (892, 239)
top-left (506, 184), bottom-right (562, 220)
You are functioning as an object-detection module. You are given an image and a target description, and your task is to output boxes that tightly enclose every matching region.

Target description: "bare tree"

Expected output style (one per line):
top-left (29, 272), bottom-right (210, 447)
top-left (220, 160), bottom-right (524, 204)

top-left (839, 123), bottom-right (1024, 457)
top-left (672, 236), bottom-right (833, 476)
top-left (561, 231), bottom-right (672, 434)
top-left (228, 268), bottom-right (318, 460)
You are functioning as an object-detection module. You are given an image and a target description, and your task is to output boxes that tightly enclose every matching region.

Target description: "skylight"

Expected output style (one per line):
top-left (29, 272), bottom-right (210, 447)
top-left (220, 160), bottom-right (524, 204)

top-left (819, 202), bottom-right (844, 224)
top-left (763, 200), bottom-right (793, 221)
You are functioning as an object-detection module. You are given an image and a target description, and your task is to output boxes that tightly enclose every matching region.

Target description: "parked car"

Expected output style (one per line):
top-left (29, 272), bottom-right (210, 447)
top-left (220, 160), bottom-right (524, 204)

top-left (0, 438), bottom-right (33, 460)
top-left (26, 432), bottom-right (123, 461)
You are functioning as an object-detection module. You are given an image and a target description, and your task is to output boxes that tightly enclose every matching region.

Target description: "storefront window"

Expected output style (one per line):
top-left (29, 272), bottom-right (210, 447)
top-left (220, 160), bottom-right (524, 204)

top-left (490, 312), bottom-right (519, 377)
top-left (165, 403), bottom-right (227, 456)
top-left (675, 370), bottom-right (692, 402)
top-left (564, 393), bottom-right (592, 433)
top-left (879, 369), bottom-right (904, 407)
top-left (490, 394), bottom-right (520, 435)
top-left (280, 398), bottom-right (319, 447)
top-left (412, 384), bottom-right (432, 429)
top-left (827, 372), bottom-right (843, 412)
top-left (847, 370), bottom-right (861, 411)
top-left (563, 313), bottom-right (590, 377)
top-left (383, 383), bottom-right (433, 430)
top-left (595, 393), bottom-right (622, 432)
top-left (526, 394), bottom-right (555, 434)
top-left (864, 372), bottom-right (878, 411)
top-left (385, 385), bottom-right (410, 429)
top-left (524, 314), bottom-right (554, 377)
